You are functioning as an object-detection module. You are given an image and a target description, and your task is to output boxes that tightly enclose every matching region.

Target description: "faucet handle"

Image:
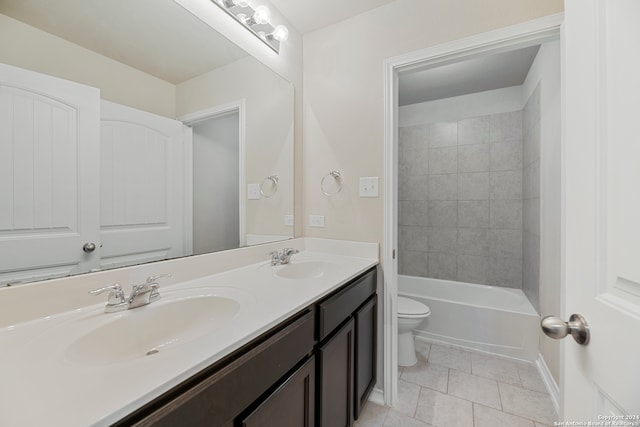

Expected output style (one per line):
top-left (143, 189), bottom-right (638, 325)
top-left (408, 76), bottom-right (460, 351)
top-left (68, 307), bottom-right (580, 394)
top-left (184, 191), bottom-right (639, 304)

top-left (146, 273), bottom-right (171, 284)
top-left (89, 284), bottom-right (125, 304)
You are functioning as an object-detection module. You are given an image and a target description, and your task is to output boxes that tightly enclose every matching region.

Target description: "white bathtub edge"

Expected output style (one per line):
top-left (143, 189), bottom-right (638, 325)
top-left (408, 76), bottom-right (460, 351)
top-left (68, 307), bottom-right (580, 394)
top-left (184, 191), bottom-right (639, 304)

top-left (536, 353), bottom-right (560, 415)
top-left (414, 334), bottom-right (537, 363)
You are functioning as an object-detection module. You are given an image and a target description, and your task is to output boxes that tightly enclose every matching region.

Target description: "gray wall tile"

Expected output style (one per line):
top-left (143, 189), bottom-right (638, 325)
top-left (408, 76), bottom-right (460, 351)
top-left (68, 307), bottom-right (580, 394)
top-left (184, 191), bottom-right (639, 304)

top-left (490, 171), bottom-right (522, 199)
top-left (458, 200), bottom-right (490, 228)
top-left (458, 172), bottom-right (490, 200)
top-left (401, 226), bottom-right (430, 252)
top-left (429, 228), bottom-right (457, 253)
top-left (399, 175), bottom-right (428, 201)
top-left (429, 122), bottom-right (458, 147)
top-left (523, 161), bottom-right (540, 199)
top-left (459, 144), bottom-right (490, 172)
top-left (490, 111), bottom-right (523, 142)
top-left (399, 200), bottom-right (430, 226)
top-left (429, 147), bottom-right (457, 174)
top-left (399, 250), bottom-right (429, 277)
top-left (399, 124), bottom-right (429, 150)
top-left (458, 116), bottom-right (490, 145)
top-left (490, 200), bottom-right (523, 229)
top-left (489, 256), bottom-right (523, 288)
top-left (457, 228), bottom-right (489, 256)
top-left (429, 252), bottom-right (457, 280)
top-left (429, 174), bottom-right (457, 200)
top-left (490, 141), bottom-right (523, 171)
top-left (429, 201), bottom-right (458, 227)
top-left (399, 109), bottom-right (527, 292)
top-left (399, 148), bottom-right (428, 176)
top-left (458, 255), bottom-right (489, 284)
top-left (489, 229), bottom-right (523, 259)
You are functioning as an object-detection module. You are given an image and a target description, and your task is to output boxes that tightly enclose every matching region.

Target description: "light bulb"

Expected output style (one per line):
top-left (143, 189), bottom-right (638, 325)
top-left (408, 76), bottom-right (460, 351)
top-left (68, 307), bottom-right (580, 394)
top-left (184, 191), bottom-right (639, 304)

top-left (272, 25), bottom-right (289, 42)
top-left (253, 5), bottom-right (271, 25)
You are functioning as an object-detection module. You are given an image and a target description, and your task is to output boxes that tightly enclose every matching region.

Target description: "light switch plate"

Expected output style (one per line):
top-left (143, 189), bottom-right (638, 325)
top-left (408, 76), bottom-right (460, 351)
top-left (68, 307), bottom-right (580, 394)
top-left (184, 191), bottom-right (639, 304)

top-left (247, 183), bottom-right (260, 200)
top-left (309, 215), bottom-right (325, 228)
top-left (284, 215), bottom-right (294, 227)
top-left (359, 176), bottom-right (379, 197)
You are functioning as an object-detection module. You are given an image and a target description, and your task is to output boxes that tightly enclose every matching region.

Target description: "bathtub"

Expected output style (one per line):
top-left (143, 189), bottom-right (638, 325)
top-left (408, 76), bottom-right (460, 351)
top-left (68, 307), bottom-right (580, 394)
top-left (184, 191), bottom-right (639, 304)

top-left (398, 275), bottom-right (540, 361)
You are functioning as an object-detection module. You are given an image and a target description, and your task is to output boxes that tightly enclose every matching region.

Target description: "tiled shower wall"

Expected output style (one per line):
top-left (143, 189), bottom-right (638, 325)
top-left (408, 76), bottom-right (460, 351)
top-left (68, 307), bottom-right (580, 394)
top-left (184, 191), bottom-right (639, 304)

top-left (398, 111), bottom-right (524, 288)
top-left (523, 84), bottom-right (541, 309)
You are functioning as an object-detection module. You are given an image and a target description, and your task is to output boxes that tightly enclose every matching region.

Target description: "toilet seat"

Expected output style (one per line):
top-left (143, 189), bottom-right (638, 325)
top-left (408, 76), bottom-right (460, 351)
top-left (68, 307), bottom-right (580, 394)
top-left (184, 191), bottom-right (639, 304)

top-left (397, 296), bottom-right (430, 318)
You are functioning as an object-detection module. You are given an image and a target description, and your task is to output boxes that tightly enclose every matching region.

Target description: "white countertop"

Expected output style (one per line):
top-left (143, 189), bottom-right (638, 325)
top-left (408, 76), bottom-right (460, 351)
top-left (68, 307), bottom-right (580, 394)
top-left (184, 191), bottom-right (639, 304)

top-left (0, 238), bottom-right (378, 427)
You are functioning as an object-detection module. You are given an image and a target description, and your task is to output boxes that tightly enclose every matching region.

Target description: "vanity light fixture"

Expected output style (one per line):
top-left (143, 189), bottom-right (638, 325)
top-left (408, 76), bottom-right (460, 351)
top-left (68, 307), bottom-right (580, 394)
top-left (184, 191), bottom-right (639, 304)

top-left (212, 0), bottom-right (288, 53)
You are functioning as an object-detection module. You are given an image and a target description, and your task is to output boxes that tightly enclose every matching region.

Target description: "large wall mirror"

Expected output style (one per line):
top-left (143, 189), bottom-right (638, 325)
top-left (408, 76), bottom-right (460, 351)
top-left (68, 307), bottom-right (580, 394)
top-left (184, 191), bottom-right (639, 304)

top-left (0, 0), bottom-right (294, 286)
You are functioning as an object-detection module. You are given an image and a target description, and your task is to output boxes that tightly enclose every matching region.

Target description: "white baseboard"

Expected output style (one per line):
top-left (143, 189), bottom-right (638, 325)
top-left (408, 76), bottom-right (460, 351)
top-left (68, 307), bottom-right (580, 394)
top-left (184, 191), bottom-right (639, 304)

top-left (536, 353), bottom-right (560, 415)
top-left (368, 387), bottom-right (385, 406)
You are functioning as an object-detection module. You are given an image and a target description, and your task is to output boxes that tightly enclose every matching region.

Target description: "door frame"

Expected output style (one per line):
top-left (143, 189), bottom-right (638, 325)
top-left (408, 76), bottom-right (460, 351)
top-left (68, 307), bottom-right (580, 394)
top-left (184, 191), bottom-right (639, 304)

top-left (179, 99), bottom-right (247, 248)
top-left (381, 13), bottom-right (564, 406)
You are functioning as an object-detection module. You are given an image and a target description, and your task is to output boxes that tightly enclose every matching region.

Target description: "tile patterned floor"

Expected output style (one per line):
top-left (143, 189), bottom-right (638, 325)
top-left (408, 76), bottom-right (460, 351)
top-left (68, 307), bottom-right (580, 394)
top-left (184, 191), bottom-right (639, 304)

top-left (355, 341), bottom-right (558, 427)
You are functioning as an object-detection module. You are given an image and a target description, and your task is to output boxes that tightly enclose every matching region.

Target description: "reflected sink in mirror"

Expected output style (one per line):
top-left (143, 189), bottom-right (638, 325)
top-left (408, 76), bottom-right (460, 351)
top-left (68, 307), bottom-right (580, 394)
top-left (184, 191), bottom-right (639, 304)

top-left (66, 291), bottom-right (243, 365)
top-left (274, 261), bottom-right (339, 280)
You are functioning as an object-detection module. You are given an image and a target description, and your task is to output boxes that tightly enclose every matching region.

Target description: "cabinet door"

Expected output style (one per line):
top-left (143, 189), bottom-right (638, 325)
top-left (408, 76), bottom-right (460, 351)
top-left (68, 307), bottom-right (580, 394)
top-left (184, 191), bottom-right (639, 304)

top-left (240, 357), bottom-right (315, 427)
top-left (354, 295), bottom-right (377, 419)
top-left (318, 318), bottom-right (354, 427)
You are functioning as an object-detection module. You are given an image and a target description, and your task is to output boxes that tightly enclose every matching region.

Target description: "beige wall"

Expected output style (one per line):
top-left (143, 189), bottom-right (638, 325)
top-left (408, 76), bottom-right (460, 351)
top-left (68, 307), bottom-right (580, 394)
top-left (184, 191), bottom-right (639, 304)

top-left (0, 14), bottom-right (176, 118)
top-left (302, 0), bottom-right (563, 246)
top-left (176, 57), bottom-right (295, 239)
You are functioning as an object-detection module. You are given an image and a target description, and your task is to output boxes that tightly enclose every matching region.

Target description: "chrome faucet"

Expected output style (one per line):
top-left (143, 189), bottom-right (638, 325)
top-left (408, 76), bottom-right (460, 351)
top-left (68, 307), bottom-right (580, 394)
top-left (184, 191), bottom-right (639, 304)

top-left (269, 248), bottom-right (299, 266)
top-left (90, 273), bottom-right (171, 313)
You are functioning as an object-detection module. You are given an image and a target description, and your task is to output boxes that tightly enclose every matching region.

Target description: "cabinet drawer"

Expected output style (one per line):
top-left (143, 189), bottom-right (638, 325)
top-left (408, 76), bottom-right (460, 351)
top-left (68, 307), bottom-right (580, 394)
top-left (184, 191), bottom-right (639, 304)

top-left (317, 268), bottom-right (376, 341)
top-left (129, 310), bottom-right (315, 427)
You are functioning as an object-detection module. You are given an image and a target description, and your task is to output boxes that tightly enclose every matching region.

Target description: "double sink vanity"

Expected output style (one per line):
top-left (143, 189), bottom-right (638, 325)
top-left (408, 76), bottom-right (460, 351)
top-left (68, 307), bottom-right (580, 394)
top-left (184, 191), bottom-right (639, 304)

top-left (0, 238), bottom-right (378, 426)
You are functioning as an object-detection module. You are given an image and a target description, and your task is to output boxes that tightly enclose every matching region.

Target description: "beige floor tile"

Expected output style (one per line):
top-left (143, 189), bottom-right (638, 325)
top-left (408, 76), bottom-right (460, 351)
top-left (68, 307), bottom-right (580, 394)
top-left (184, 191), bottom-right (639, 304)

top-left (400, 360), bottom-right (449, 393)
top-left (471, 352), bottom-right (522, 386)
top-left (499, 383), bottom-right (558, 425)
top-left (355, 402), bottom-right (390, 427)
top-left (383, 410), bottom-right (434, 427)
top-left (414, 340), bottom-right (431, 362)
top-left (428, 344), bottom-right (472, 373)
top-left (474, 403), bottom-right (535, 427)
top-left (394, 380), bottom-right (421, 417)
top-left (517, 363), bottom-right (547, 393)
top-left (448, 369), bottom-right (501, 409)
top-left (415, 388), bottom-right (473, 427)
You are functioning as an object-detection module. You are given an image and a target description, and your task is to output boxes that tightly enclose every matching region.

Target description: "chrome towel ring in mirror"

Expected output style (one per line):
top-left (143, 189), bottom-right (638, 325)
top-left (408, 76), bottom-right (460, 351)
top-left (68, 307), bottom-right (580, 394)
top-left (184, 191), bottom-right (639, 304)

top-left (321, 170), bottom-right (343, 196)
top-left (260, 175), bottom-right (279, 198)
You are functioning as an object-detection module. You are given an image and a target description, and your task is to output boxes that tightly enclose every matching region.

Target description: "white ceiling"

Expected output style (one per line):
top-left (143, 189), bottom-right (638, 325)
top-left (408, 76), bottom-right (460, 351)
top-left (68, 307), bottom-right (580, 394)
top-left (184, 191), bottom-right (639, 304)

top-left (0, 0), bottom-right (249, 84)
top-left (270, 0), bottom-right (397, 34)
top-left (398, 46), bottom-right (541, 106)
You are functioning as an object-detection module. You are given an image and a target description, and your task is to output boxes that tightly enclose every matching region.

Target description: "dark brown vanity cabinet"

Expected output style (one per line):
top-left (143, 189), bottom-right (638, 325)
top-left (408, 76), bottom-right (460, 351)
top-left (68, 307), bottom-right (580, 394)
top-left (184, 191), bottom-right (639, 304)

top-left (317, 268), bottom-right (377, 427)
top-left (114, 267), bottom-right (377, 427)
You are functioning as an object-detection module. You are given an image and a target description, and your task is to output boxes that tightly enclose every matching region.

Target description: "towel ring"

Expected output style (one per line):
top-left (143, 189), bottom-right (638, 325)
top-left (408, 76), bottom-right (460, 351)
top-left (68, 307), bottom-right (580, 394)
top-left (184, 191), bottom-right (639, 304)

top-left (321, 170), bottom-right (343, 196)
top-left (260, 175), bottom-right (279, 198)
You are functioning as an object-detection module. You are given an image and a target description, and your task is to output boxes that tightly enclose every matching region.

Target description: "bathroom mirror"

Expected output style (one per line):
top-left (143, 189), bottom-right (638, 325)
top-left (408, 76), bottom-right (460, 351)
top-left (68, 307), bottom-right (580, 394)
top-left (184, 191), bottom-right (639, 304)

top-left (0, 0), bottom-right (294, 286)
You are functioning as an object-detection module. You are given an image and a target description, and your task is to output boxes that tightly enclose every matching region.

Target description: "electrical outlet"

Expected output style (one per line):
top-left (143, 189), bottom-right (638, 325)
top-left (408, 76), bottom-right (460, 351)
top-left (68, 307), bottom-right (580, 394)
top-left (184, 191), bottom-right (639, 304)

top-left (284, 215), bottom-right (294, 226)
top-left (309, 215), bottom-right (325, 228)
top-left (359, 176), bottom-right (379, 197)
top-left (247, 183), bottom-right (260, 200)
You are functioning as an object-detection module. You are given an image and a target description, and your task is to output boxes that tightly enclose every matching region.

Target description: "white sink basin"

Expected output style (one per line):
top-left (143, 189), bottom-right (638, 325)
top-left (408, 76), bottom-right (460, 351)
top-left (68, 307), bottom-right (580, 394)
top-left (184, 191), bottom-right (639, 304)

top-left (66, 292), bottom-right (242, 365)
top-left (274, 261), bottom-right (337, 279)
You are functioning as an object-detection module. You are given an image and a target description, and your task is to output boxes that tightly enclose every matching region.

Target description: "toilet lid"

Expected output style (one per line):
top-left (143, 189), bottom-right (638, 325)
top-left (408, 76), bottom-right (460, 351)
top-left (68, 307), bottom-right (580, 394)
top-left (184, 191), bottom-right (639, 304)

top-left (397, 296), bottom-right (430, 317)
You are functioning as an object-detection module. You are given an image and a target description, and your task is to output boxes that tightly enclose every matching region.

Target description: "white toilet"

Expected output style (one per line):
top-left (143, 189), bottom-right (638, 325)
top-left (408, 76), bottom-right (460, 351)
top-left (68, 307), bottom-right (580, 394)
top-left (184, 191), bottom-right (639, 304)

top-left (397, 296), bottom-right (431, 366)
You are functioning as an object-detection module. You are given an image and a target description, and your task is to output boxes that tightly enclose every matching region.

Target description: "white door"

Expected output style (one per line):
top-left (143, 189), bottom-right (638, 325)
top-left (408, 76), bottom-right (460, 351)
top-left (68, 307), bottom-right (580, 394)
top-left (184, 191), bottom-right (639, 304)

top-left (0, 63), bottom-right (100, 285)
top-left (100, 100), bottom-right (187, 270)
top-left (561, 0), bottom-right (640, 419)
